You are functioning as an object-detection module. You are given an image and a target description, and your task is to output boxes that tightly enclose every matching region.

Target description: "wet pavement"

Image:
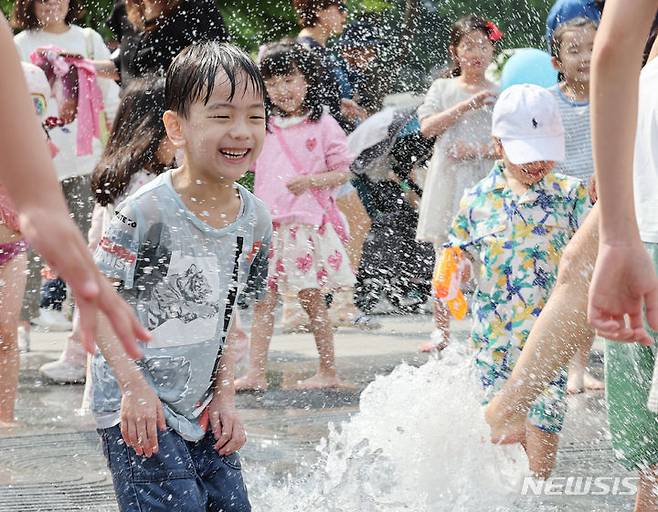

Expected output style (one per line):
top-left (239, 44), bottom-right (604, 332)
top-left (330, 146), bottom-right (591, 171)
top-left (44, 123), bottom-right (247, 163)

top-left (0, 313), bottom-right (637, 511)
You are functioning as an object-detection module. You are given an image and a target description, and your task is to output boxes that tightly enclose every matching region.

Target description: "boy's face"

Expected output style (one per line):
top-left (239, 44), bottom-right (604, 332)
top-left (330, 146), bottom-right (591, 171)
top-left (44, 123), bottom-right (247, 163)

top-left (497, 138), bottom-right (556, 185)
top-left (166, 72), bottom-right (266, 183)
top-left (504, 158), bottom-right (556, 186)
top-left (553, 26), bottom-right (597, 84)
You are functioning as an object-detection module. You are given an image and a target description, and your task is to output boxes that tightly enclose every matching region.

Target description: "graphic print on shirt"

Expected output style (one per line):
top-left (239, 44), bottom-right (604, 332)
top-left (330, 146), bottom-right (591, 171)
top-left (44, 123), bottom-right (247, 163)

top-left (144, 254), bottom-right (221, 348)
top-left (146, 264), bottom-right (219, 330)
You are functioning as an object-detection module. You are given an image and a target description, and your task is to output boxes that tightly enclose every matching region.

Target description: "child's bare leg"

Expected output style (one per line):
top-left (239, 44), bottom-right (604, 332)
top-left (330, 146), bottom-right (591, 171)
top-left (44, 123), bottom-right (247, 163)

top-left (0, 253), bottom-right (27, 426)
top-left (567, 335), bottom-right (605, 394)
top-left (336, 191), bottom-right (371, 270)
top-left (419, 299), bottom-right (450, 352)
top-left (296, 288), bottom-right (343, 389)
top-left (235, 290), bottom-right (278, 391)
top-left (486, 205), bottom-right (600, 443)
top-left (524, 422), bottom-right (560, 480)
top-left (636, 466), bottom-right (658, 512)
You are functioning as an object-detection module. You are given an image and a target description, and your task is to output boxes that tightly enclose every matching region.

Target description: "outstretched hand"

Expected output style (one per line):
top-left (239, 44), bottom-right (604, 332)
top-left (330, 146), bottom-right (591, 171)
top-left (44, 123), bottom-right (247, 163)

top-left (19, 206), bottom-right (150, 359)
top-left (588, 240), bottom-right (658, 345)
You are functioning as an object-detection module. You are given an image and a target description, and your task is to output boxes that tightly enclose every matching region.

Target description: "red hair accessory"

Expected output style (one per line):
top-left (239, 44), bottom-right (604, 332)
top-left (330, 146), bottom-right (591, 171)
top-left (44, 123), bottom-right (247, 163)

top-left (486, 21), bottom-right (503, 42)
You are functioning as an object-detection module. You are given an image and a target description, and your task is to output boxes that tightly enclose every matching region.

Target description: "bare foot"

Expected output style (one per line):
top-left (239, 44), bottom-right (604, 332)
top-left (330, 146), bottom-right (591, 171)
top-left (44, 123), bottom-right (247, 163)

top-left (234, 373), bottom-right (268, 392)
top-left (294, 373), bottom-right (354, 390)
top-left (0, 419), bottom-right (23, 429)
top-left (484, 396), bottom-right (526, 445)
top-left (584, 371), bottom-right (605, 391)
top-left (418, 340), bottom-right (449, 353)
top-left (567, 368), bottom-right (585, 394)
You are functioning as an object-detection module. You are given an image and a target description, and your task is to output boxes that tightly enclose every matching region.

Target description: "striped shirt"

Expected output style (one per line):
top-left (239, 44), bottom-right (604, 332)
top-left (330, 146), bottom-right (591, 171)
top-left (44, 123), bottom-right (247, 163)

top-left (549, 85), bottom-right (593, 181)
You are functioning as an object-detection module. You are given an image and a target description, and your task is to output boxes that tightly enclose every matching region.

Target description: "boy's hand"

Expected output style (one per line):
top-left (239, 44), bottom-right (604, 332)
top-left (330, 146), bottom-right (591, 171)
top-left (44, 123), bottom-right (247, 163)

top-left (588, 240), bottom-right (658, 346)
top-left (120, 383), bottom-right (166, 458)
top-left (286, 176), bottom-right (312, 196)
top-left (207, 395), bottom-right (247, 456)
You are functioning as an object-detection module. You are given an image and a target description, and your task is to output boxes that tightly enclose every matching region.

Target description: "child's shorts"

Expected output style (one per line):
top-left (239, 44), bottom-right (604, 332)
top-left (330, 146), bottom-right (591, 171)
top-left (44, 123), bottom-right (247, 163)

top-left (478, 360), bottom-right (568, 434)
top-left (98, 425), bottom-right (251, 512)
top-left (605, 242), bottom-right (658, 471)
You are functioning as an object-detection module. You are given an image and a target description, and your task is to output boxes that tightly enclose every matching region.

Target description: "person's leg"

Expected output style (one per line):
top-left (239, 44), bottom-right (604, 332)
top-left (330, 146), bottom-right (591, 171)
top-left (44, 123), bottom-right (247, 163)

top-left (192, 431), bottom-right (251, 512)
top-left (419, 242), bottom-right (450, 352)
top-left (38, 175), bottom-right (94, 315)
top-left (606, 333), bottom-right (658, 503)
top-left (99, 425), bottom-right (206, 512)
top-left (19, 250), bottom-right (41, 351)
top-left (485, 205), bottom-right (600, 442)
top-left (524, 423), bottom-right (560, 479)
top-left (39, 310), bottom-right (87, 383)
top-left (296, 287), bottom-right (344, 389)
top-left (336, 190), bottom-right (371, 271)
top-left (0, 252), bottom-right (27, 426)
top-left (62, 174), bottom-right (93, 237)
top-left (636, 466), bottom-right (658, 512)
top-left (567, 337), bottom-right (604, 394)
top-left (281, 291), bottom-right (309, 333)
top-left (234, 290), bottom-right (278, 391)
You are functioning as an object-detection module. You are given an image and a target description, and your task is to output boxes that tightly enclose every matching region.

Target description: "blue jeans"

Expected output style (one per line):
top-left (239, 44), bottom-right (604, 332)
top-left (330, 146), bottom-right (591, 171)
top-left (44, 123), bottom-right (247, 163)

top-left (99, 425), bottom-right (251, 512)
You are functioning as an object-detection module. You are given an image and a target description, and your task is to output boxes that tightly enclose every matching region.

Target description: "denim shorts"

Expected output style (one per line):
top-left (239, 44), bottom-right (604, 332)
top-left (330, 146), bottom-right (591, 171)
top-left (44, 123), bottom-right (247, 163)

top-left (98, 425), bottom-right (251, 512)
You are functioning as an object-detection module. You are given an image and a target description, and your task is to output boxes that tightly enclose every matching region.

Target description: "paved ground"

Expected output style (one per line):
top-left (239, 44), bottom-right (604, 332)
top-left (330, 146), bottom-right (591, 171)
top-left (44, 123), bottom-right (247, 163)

top-left (0, 313), bottom-right (637, 511)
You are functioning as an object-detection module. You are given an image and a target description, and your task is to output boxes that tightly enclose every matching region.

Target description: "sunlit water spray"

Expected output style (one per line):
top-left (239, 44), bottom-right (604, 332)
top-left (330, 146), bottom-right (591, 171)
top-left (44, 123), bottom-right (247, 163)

top-left (248, 344), bottom-right (529, 511)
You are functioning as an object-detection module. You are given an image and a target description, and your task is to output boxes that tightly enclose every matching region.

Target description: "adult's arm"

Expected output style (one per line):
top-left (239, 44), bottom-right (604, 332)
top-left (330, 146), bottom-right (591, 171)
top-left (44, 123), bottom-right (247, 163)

top-left (0, 15), bottom-right (148, 358)
top-left (588, 0), bottom-right (658, 341)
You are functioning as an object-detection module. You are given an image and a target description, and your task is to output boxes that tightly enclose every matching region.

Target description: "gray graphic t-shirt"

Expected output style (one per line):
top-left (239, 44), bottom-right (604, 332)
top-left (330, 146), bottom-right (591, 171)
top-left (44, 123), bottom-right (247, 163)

top-left (91, 171), bottom-right (272, 441)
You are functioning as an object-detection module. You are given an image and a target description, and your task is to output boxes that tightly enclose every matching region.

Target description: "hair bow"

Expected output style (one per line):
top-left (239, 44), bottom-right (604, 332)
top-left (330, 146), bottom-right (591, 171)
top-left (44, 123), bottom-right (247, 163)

top-left (486, 21), bottom-right (503, 42)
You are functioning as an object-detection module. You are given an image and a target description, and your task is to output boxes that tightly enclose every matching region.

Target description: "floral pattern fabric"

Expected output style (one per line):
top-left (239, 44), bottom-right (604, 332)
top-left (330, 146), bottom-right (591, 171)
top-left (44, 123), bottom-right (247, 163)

top-left (447, 162), bottom-right (590, 432)
top-left (268, 222), bottom-right (355, 294)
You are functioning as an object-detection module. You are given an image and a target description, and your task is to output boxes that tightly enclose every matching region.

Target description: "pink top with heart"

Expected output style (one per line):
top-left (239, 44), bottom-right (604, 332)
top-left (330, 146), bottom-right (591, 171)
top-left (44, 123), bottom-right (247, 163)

top-left (253, 112), bottom-right (353, 227)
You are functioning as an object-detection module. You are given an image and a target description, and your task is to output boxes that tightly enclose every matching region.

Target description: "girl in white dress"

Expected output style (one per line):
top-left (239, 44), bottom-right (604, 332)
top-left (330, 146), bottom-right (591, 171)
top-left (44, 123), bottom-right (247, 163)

top-left (416, 15), bottom-right (501, 351)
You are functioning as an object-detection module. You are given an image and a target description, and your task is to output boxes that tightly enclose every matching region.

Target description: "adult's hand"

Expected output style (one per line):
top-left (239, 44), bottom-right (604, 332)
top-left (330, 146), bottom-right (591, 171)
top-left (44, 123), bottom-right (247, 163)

top-left (19, 207), bottom-right (149, 358)
top-left (0, 14), bottom-right (148, 359)
top-left (588, 240), bottom-right (658, 345)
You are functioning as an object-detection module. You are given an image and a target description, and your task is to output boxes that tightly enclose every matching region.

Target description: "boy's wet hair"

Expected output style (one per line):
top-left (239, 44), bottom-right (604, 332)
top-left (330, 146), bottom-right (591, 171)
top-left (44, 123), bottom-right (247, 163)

top-left (259, 40), bottom-right (324, 121)
top-left (551, 17), bottom-right (599, 59)
top-left (165, 41), bottom-right (266, 118)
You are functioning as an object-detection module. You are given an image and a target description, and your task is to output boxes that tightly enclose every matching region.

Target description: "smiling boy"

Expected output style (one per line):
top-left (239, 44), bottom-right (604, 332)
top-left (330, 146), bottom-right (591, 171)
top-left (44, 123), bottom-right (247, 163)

top-left (446, 84), bottom-right (590, 478)
top-left (90, 42), bottom-right (272, 512)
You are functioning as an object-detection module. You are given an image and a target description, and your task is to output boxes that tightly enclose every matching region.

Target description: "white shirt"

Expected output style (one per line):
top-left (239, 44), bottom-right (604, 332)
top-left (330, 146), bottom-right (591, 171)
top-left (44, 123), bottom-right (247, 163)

top-left (14, 25), bottom-right (120, 180)
top-left (634, 57), bottom-right (658, 244)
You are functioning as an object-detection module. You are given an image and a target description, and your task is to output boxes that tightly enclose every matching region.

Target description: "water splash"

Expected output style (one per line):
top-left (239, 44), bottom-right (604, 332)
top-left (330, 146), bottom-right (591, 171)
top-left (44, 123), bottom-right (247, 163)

top-left (250, 345), bottom-right (529, 511)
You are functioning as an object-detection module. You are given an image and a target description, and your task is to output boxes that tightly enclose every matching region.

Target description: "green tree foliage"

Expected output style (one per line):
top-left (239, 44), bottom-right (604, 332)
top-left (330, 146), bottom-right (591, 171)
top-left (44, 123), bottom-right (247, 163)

top-left (2, 0), bottom-right (554, 77)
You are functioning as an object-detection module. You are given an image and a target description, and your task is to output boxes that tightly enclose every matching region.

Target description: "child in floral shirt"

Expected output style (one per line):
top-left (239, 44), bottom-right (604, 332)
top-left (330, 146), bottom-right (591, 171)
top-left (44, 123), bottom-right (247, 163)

top-left (445, 84), bottom-right (590, 479)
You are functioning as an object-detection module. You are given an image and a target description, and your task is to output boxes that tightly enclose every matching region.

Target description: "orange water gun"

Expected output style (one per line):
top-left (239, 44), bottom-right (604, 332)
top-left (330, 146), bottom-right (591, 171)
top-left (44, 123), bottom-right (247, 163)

top-left (432, 247), bottom-right (469, 320)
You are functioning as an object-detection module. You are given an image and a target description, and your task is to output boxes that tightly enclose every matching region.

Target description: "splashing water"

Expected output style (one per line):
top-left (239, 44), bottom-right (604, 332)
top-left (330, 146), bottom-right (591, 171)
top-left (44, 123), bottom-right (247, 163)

top-left (250, 345), bottom-right (529, 511)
